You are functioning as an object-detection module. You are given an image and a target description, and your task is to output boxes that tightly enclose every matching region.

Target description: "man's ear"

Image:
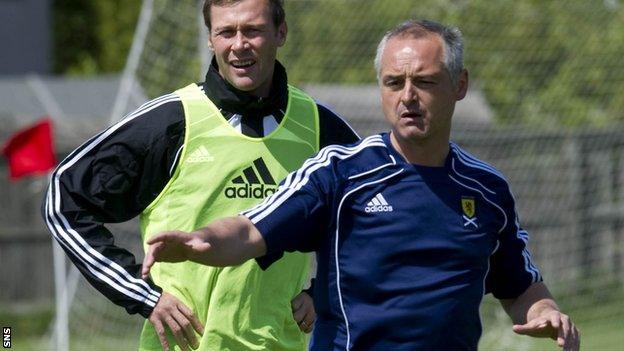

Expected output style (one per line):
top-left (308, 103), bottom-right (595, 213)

top-left (456, 69), bottom-right (469, 101)
top-left (277, 21), bottom-right (288, 47)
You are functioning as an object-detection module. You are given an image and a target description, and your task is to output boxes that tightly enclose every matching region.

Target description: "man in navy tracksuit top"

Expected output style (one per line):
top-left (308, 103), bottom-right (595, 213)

top-left (142, 19), bottom-right (580, 350)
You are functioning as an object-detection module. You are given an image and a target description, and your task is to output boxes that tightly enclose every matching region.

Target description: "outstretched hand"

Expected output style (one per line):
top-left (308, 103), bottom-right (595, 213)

top-left (142, 231), bottom-right (211, 279)
top-left (512, 309), bottom-right (580, 351)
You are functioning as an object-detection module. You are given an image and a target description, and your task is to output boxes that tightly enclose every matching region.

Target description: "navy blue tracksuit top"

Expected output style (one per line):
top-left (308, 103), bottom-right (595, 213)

top-left (243, 133), bottom-right (542, 351)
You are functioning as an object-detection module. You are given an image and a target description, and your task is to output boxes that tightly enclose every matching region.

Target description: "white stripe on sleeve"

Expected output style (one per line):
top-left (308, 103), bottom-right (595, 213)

top-left (43, 94), bottom-right (181, 307)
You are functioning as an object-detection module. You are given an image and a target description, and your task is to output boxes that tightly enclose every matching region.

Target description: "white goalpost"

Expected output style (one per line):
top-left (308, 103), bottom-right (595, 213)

top-left (49, 1), bottom-right (208, 349)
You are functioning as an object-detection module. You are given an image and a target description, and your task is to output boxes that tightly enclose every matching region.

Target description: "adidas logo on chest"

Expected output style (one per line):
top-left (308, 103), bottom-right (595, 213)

top-left (224, 157), bottom-right (278, 199)
top-left (365, 193), bottom-right (393, 213)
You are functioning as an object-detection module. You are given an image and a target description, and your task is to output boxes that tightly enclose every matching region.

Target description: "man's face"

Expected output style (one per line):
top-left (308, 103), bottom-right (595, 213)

top-left (379, 34), bottom-right (467, 144)
top-left (208, 0), bottom-right (286, 97)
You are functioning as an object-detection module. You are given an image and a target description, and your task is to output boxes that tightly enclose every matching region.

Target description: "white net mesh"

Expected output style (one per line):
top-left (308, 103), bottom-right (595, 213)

top-left (134, 0), bottom-right (205, 99)
top-left (62, 1), bottom-right (624, 350)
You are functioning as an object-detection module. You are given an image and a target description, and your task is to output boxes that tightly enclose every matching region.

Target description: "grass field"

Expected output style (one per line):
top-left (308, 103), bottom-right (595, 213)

top-left (3, 292), bottom-right (623, 350)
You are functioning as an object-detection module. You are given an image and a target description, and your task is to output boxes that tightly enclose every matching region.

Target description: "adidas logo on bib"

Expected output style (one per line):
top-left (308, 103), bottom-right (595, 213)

top-left (225, 158), bottom-right (278, 199)
top-left (186, 146), bottom-right (214, 163)
top-left (365, 193), bottom-right (393, 213)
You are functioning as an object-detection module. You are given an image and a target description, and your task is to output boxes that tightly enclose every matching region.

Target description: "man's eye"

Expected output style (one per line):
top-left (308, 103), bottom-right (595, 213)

top-left (217, 30), bottom-right (235, 37)
top-left (419, 80), bottom-right (436, 86)
top-left (244, 28), bottom-right (261, 36)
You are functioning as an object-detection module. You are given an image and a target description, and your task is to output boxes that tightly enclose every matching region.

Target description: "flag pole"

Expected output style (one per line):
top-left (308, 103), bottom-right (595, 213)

top-left (22, 75), bottom-right (69, 351)
top-left (44, 171), bottom-right (69, 351)
top-left (52, 237), bottom-right (69, 351)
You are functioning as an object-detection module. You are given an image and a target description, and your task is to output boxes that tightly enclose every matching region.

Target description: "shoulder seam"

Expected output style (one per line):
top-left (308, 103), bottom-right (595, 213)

top-left (450, 143), bottom-right (507, 182)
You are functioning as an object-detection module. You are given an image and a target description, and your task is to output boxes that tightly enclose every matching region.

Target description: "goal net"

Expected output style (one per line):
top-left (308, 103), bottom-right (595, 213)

top-left (54, 0), bottom-right (206, 349)
top-left (55, 1), bottom-right (624, 350)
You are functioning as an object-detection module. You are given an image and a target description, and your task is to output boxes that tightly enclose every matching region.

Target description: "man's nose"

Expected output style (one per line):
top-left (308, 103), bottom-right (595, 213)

top-left (232, 32), bottom-right (249, 51)
top-left (400, 82), bottom-right (417, 104)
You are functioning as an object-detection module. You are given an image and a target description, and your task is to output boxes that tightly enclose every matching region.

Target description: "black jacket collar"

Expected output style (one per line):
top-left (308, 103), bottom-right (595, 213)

top-left (202, 57), bottom-right (288, 116)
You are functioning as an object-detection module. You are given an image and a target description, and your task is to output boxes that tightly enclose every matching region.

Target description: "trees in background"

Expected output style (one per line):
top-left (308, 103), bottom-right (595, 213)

top-left (53, 0), bottom-right (140, 75)
top-left (53, 0), bottom-right (624, 125)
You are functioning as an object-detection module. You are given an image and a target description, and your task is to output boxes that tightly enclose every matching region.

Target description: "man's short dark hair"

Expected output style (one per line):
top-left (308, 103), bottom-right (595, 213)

top-left (203, 0), bottom-right (285, 31)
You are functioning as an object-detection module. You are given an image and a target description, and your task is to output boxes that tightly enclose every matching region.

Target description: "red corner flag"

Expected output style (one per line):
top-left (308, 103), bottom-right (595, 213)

top-left (2, 118), bottom-right (57, 180)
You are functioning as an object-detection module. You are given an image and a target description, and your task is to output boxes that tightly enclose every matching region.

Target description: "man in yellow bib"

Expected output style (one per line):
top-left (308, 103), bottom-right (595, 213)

top-left (42, 1), bottom-right (359, 350)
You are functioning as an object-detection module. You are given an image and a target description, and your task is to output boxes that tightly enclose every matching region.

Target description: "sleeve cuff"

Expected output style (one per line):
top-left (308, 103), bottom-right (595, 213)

top-left (255, 252), bottom-right (284, 270)
top-left (127, 279), bottom-right (163, 318)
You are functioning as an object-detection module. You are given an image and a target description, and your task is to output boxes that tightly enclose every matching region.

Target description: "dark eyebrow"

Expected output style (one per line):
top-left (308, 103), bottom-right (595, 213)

top-left (214, 22), bottom-right (267, 32)
top-left (415, 74), bottom-right (438, 81)
top-left (382, 74), bottom-right (404, 81)
top-left (213, 25), bottom-right (234, 33)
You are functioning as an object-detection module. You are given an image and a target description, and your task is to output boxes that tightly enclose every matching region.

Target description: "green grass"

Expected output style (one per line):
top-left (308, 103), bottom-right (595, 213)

top-left (0, 303), bottom-right (54, 335)
top-left (11, 335), bottom-right (138, 351)
top-left (3, 293), bottom-right (623, 350)
top-left (0, 302), bottom-right (137, 350)
top-left (0, 302), bottom-right (54, 350)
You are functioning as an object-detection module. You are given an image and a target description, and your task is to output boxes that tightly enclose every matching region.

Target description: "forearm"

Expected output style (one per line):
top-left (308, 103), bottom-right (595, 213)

top-left (43, 183), bottom-right (162, 317)
top-left (191, 215), bottom-right (267, 266)
top-left (500, 282), bottom-right (559, 324)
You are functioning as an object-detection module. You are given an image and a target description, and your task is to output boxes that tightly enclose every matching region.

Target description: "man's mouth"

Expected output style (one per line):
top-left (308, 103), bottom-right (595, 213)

top-left (400, 111), bottom-right (422, 118)
top-left (231, 59), bottom-right (256, 69)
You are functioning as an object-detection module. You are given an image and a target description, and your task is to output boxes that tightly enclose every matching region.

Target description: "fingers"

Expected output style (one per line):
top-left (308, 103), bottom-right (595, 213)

top-left (293, 308), bottom-right (309, 330)
top-left (291, 297), bottom-right (306, 323)
top-left (291, 292), bottom-right (316, 333)
top-left (149, 292), bottom-right (203, 351)
top-left (552, 313), bottom-right (565, 346)
top-left (142, 242), bottom-right (162, 279)
top-left (293, 306), bottom-right (314, 334)
top-left (566, 324), bottom-right (580, 351)
top-left (147, 232), bottom-right (178, 245)
top-left (291, 293), bottom-right (304, 311)
top-left (548, 312), bottom-right (579, 350)
top-left (513, 311), bottom-right (580, 351)
top-left (559, 314), bottom-right (580, 351)
top-left (165, 314), bottom-right (191, 351)
top-left (298, 319), bottom-right (314, 333)
top-left (150, 318), bottom-right (170, 351)
top-left (178, 302), bottom-right (205, 336)
top-left (544, 312), bottom-right (560, 342)
top-left (141, 231), bottom-right (213, 279)
top-left (512, 318), bottom-right (547, 336)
